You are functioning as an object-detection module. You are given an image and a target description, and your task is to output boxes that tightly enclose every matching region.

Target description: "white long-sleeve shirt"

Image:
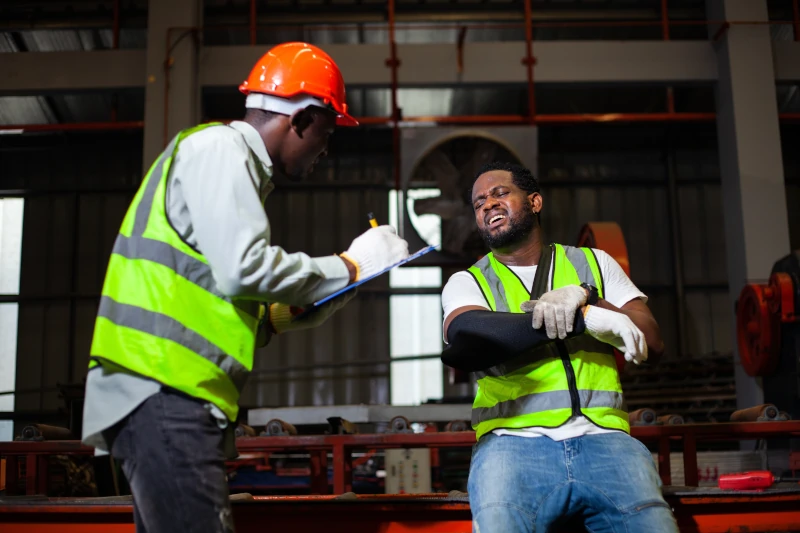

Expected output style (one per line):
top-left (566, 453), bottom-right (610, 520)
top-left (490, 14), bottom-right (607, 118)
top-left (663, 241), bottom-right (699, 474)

top-left (82, 121), bottom-right (351, 456)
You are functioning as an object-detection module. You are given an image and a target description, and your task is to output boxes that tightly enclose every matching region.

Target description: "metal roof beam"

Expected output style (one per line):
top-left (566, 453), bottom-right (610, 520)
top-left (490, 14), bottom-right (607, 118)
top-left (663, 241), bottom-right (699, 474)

top-left (2, 50), bottom-right (145, 94)
top-left (2, 40), bottom-right (798, 94)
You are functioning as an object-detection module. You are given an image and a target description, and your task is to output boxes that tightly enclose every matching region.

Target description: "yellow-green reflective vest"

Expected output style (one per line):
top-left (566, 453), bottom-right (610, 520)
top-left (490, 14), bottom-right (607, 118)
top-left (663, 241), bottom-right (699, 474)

top-left (467, 243), bottom-right (629, 440)
top-left (88, 123), bottom-right (261, 422)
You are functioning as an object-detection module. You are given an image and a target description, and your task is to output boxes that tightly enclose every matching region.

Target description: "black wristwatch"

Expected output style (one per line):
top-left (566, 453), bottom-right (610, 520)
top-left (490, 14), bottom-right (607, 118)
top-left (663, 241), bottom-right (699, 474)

top-left (580, 283), bottom-right (599, 306)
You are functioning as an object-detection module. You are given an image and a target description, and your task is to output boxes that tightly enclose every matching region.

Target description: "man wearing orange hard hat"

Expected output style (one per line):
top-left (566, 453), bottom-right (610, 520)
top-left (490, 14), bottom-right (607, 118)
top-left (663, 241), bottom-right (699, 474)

top-left (82, 42), bottom-right (408, 533)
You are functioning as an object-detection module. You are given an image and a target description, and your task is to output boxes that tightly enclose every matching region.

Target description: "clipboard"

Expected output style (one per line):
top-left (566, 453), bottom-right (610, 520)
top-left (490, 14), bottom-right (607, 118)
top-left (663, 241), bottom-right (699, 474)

top-left (291, 244), bottom-right (438, 322)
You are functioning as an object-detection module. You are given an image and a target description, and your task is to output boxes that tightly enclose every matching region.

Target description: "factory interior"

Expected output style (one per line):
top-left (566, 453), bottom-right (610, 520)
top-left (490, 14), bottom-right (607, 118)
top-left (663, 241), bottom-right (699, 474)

top-left (1, 0), bottom-right (800, 531)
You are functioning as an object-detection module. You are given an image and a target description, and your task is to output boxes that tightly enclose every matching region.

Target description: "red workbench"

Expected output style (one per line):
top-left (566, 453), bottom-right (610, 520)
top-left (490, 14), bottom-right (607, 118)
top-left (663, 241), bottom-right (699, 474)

top-left (1, 486), bottom-right (800, 533)
top-left (4, 421), bottom-right (799, 495)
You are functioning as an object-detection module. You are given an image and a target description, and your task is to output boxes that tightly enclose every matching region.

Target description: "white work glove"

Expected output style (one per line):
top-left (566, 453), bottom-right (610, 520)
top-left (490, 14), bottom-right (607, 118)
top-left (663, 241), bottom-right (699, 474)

top-left (519, 285), bottom-right (588, 340)
top-left (340, 225), bottom-right (409, 281)
top-left (268, 291), bottom-right (357, 334)
top-left (583, 305), bottom-right (648, 365)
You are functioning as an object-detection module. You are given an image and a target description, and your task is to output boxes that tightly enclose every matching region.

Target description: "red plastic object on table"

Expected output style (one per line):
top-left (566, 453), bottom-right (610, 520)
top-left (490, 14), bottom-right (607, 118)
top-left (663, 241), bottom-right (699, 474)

top-left (718, 470), bottom-right (775, 491)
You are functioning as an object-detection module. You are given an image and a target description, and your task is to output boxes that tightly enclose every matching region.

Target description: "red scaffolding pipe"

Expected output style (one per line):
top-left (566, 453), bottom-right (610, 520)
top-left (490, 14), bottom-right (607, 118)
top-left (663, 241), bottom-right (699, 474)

top-left (112, 0), bottom-right (120, 49)
top-left (793, 0), bottom-right (800, 42)
top-left (386, 0), bottom-right (403, 231)
top-left (191, 18), bottom-right (798, 34)
top-left (250, 0), bottom-right (257, 46)
top-left (523, 0), bottom-right (536, 122)
top-left (661, 0), bottom-right (676, 114)
top-left (154, 15), bottom-right (798, 148)
top-left (7, 113), bottom-right (800, 134)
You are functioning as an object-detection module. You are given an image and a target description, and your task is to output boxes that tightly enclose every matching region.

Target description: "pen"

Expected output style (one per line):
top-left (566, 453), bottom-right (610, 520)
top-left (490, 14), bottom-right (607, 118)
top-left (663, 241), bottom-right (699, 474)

top-left (368, 212), bottom-right (379, 228)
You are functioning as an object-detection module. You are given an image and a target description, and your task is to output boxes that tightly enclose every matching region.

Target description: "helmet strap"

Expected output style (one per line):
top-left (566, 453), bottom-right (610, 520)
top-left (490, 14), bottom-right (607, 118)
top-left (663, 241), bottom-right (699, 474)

top-left (245, 93), bottom-right (330, 118)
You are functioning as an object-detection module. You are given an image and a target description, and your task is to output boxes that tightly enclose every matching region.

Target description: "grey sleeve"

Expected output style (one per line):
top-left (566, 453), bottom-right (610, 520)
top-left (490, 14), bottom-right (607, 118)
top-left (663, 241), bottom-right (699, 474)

top-left (170, 130), bottom-right (351, 307)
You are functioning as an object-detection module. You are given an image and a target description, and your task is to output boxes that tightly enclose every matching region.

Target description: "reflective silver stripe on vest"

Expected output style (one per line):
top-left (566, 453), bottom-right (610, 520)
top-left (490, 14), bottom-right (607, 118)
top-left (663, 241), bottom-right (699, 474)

top-left (470, 246), bottom-right (606, 379)
top-left (112, 235), bottom-right (258, 319)
top-left (120, 130), bottom-right (258, 320)
top-left (471, 389), bottom-right (625, 426)
top-left (563, 245), bottom-right (596, 290)
top-left (474, 335), bottom-right (609, 379)
top-left (475, 246), bottom-right (596, 315)
top-left (133, 138), bottom-right (177, 237)
top-left (98, 295), bottom-right (249, 392)
top-left (473, 255), bottom-right (510, 312)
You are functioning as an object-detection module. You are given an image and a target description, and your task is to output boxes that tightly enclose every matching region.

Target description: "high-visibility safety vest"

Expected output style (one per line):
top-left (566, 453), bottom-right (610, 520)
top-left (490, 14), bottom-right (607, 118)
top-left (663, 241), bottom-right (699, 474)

top-left (89, 123), bottom-right (261, 422)
top-left (467, 243), bottom-right (629, 440)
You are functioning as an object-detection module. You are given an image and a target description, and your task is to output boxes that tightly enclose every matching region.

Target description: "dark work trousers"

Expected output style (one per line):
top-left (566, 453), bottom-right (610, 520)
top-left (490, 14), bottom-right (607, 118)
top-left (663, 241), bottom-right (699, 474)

top-left (104, 389), bottom-right (235, 533)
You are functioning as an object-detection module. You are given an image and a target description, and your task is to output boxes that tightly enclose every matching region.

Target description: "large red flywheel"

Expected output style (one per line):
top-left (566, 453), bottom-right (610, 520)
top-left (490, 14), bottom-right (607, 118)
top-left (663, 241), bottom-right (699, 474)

top-left (736, 273), bottom-right (796, 377)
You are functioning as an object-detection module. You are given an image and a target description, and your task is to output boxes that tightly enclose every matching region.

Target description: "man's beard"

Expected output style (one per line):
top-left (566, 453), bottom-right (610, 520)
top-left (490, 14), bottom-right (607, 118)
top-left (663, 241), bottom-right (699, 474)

top-left (479, 209), bottom-right (537, 250)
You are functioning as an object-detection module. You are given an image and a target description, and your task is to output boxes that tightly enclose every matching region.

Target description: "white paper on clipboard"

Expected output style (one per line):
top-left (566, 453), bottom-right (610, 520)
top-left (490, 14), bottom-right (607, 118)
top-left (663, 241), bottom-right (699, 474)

top-left (291, 245), bottom-right (438, 321)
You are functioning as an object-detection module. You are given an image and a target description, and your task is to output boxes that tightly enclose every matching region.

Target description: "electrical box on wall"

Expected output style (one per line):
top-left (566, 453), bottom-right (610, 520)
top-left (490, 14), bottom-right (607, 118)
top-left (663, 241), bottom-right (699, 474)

top-left (384, 449), bottom-right (432, 494)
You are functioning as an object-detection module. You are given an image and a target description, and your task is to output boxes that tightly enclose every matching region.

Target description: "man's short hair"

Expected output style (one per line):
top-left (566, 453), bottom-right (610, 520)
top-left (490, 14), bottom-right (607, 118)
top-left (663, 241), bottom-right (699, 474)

top-left (244, 107), bottom-right (280, 126)
top-left (474, 161), bottom-right (540, 195)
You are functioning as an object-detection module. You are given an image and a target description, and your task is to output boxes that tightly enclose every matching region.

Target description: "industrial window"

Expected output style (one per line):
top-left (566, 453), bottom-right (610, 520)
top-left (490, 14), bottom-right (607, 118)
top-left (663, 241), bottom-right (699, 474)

top-left (388, 189), bottom-right (443, 406)
top-left (0, 198), bottom-right (24, 442)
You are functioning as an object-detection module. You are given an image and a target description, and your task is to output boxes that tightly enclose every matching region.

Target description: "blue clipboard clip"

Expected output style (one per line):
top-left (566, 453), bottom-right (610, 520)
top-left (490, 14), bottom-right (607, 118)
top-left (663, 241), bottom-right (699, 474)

top-left (290, 244), bottom-right (438, 322)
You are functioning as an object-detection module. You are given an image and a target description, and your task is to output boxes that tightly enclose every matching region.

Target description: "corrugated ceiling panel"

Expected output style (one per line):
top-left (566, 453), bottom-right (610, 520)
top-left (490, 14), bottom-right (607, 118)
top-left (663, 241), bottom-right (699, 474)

top-left (0, 96), bottom-right (56, 125)
top-left (0, 33), bottom-right (19, 52)
top-left (18, 30), bottom-right (91, 52)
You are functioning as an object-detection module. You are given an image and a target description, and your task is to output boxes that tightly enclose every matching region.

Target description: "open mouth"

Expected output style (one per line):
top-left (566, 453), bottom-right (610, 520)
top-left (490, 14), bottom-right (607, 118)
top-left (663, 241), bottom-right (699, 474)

top-left (487, 214), bottom-right (507, 229)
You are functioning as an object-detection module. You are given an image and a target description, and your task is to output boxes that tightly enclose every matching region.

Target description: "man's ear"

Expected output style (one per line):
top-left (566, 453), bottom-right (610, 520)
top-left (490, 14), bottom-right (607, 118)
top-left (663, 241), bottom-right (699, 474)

top-left (530, 192), bottom-right (543, 214)
top-left (290, 108), bottom-right (314, 138)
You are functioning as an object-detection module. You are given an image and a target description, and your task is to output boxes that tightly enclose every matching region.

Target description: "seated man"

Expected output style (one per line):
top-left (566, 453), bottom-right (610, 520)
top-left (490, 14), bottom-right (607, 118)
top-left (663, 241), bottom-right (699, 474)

top-left (440, 161), bottom-right (678, 533)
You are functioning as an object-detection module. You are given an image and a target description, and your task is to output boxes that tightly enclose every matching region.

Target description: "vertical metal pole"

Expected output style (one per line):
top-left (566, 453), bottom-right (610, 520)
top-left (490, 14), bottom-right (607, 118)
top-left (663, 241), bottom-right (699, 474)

top-left (387, 0), bottom-right (403, 235)
top-left (793, 0), bottom-right (800, 42)
top-left (250, 0), bottom-right (257, 46)
top-left (665, 130), bottom-right (687, 357)
top-left (67, 193), bottom-right (80, 386)
top-left (332, 442), bottom-right (346, 494)
top-left (6, 456), bottom-right (19, 495)
top-left (683, 432), bottom-right (698, 486)
top-left (658, 437), bottom-right (672, 485)
top-left (662, 0), bottom-right (676, 114)
top-left (112, 0), bottom-right (120, 122)
top-left (112, 0), bottom-right (120, 49)
top-left (25, 455), bottom-right (36, 495)
top-left (36, 455), bottom-right (48, 495)
top-left (523, 0), bottom-right (536, 121)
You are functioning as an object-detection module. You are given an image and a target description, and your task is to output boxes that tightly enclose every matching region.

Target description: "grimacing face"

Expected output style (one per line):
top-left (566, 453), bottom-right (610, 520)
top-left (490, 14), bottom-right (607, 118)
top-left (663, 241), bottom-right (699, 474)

top-left (471, 170), bottom-right (538, 250)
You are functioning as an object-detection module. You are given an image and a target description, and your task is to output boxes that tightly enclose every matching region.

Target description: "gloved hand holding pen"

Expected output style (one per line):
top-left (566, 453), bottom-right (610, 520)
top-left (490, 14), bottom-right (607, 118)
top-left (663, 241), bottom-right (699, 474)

top-left (340, 225), bottom-right (409, 281)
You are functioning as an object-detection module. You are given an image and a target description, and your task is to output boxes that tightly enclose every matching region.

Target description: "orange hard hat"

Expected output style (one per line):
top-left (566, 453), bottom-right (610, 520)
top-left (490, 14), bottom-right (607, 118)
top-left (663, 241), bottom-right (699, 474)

top-left (239, 42), bottom-right (358, 127)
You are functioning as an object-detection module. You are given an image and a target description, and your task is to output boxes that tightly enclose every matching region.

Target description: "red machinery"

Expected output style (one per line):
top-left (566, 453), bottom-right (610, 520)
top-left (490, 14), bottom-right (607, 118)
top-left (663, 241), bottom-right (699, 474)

top-left (736, 252), bottom-right (800, 426)
top-left (736, 252), bottom-right (800, 377)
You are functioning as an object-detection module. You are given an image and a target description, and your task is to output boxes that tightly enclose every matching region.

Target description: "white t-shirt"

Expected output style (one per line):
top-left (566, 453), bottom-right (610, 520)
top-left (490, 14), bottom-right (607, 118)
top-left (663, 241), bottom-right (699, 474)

top-left (441, 248), bottom-right (646, 441)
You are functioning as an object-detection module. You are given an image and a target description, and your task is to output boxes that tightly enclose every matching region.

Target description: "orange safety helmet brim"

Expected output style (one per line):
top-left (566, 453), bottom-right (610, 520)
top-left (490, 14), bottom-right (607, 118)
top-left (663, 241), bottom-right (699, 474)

top-left (240, 42), bottom-right (359, 127)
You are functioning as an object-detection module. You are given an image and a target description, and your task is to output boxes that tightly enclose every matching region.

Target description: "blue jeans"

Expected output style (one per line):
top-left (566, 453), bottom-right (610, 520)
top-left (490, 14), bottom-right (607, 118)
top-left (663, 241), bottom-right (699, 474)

top-left (468, 432), bottom-right (678, 533)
